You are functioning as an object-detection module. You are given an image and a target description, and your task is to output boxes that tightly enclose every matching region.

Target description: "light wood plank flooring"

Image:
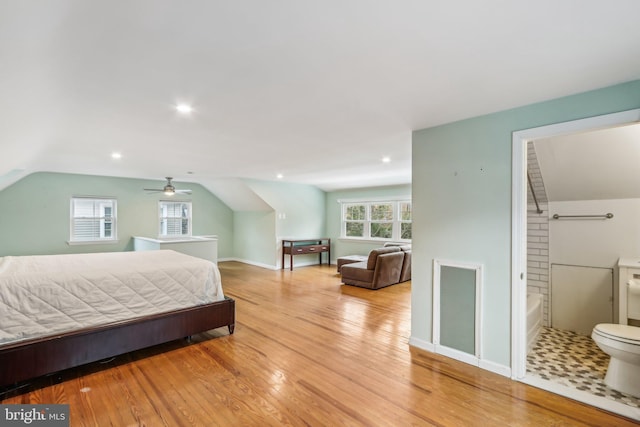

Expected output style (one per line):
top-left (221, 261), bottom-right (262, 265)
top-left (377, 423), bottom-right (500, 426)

top-left (2, 261), bottom-right (637, 426)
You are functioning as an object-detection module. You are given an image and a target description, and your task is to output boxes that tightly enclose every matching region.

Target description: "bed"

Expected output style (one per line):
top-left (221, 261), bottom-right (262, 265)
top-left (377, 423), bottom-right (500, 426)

top-left (0, 250), bottom-right (235, 387)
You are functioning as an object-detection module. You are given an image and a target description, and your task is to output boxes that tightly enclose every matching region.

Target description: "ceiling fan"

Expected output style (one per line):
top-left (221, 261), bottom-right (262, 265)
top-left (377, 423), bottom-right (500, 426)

top-left (144, 177), bottom-right (192, 195)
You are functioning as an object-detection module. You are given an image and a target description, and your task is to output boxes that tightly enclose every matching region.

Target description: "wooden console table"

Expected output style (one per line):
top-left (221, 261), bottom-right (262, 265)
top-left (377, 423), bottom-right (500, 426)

top-left (282, 238), bottom-right (330, 271)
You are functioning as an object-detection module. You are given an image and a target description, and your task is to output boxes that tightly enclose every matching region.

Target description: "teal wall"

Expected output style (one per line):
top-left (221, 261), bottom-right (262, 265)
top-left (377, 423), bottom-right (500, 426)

top-left (233, 210), bottom-right (277, 267)
top-left (411, 79), bottom-right (640, 367)
top-left (325, 184), bottom-right (411, 261)
top-left (241, 179), bottom-right (327, 268)
top-left (0, 172), bottom-right (234, 257)
top-left (0, 170), bottom-right (412, 269)
top-left (233, 181), bottom-right (413, 268)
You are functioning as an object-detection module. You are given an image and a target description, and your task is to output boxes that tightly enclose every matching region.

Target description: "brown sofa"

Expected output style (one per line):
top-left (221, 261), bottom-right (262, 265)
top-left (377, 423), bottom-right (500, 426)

top-left (341, 246), bottom-right (408, 289)
top-left (380, 242), bottom-right (412, 282)
top-left (397, 245), bottom-right (411, 282)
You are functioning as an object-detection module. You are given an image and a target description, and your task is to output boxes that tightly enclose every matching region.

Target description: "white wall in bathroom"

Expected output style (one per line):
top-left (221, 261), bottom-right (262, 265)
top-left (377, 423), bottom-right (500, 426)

top-left (549, 198), bottom-right (640, 268)
top-left (549, 198), bottom-right (640, 323)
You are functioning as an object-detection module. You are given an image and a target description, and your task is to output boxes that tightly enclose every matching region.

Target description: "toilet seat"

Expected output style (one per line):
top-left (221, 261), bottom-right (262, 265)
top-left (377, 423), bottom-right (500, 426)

top-left (593, 324), bottom-right (640, 346)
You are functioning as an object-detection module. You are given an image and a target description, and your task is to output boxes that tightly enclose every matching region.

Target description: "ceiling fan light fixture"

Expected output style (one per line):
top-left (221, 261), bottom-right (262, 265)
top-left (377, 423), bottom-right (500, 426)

top-left (144, 177), bottom-right (192, 195)
top-left (163, 180), bottom-right (176, 195)
top-left (176, 103), bottom-right (193, 114)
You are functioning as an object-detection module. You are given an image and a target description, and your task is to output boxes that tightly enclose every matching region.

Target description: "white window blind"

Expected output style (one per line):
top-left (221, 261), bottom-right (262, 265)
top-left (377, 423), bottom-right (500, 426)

top-left (70, 197), bottom-right (117, 242)
top-left (159, 201), bottom-right (192, 237)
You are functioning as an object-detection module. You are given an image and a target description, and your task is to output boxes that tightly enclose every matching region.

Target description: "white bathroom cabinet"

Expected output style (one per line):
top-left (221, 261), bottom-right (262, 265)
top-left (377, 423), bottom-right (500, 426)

top-left (618, 258), bottom-right (640, 324)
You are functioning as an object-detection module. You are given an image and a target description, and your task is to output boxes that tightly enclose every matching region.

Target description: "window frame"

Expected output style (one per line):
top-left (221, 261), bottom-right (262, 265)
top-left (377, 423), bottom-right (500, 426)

top-left (69, 196), bottom-right (118, 245)
top-left (340, 198), bottom-right (412, 242)
top-left (343, 203), bottom-right (367, 239)
top-left (158, 200), bottom-right (193, 238)
top-left (399, 201), bottom-right (412, 240)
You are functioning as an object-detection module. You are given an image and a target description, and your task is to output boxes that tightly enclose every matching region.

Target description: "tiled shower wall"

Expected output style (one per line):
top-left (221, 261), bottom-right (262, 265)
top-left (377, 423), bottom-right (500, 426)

top-left (527, 142), bottom-right (550, 326)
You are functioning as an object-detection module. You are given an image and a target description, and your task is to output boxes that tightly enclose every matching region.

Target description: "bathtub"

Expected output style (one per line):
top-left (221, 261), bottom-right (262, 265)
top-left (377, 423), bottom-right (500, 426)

top-left (527, 293), bottom-right (543, 354)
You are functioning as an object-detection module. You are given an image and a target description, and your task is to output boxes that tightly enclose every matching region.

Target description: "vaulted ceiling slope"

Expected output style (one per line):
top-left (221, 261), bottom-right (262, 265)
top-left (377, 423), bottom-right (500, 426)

top-left (1, 1), bottom-right (640, 209)
top-left (535, 123), bottom-right (640, 202)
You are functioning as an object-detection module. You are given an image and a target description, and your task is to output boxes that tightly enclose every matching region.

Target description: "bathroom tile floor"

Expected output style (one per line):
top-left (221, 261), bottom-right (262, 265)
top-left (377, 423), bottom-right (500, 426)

top-left (527, 327), bottom-right (640, 408)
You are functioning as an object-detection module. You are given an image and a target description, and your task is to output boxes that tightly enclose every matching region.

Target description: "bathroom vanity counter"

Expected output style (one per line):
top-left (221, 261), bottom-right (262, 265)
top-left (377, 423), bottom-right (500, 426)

top-left (618, 258), bottom-right (640, 268)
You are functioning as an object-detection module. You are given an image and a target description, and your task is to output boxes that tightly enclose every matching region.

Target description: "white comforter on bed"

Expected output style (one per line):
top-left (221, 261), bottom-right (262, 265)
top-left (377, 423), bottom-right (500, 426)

top-left (0, 250), bottom-right (224, 346)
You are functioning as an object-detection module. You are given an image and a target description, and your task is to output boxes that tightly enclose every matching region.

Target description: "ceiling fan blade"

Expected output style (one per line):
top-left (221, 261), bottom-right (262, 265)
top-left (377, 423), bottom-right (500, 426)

top-left (143, 188), bottom-right (163, 192)
top-left (175, 189), bottom-right (192, 194)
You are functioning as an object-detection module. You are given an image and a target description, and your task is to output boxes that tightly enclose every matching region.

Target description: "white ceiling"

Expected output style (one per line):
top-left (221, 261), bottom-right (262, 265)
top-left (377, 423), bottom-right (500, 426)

top-left (535, 123), bottom-right (640, 202)
top-left (1, 1), bottom-right (640, 209)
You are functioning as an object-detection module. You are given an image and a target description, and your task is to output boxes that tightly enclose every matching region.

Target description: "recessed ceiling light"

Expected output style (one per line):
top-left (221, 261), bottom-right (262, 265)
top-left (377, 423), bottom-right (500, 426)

top-left (276, 173), bottom-right (284, 179)
top-left (382, 156), bottom-right (391, 163)
top-left (111, 152), bottom-right (122, 159)
top-left (176, 104), bottom-right (193, 114)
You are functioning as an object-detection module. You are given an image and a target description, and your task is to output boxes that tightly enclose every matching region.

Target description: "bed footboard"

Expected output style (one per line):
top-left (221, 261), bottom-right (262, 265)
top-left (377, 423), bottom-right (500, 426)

top-left (0, 297), bottom-right (235, 387)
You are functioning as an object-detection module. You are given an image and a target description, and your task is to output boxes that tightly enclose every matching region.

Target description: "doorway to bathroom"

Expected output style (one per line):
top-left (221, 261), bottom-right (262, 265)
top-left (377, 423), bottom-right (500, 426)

top-left (511, 108), bottom-right (640, 419)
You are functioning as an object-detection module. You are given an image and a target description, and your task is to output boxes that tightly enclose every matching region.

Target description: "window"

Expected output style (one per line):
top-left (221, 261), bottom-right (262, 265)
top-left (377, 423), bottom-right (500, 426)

top-left (70, 197), bottom-right (117, 243)
top-left (344, 204), bottom-right (366, 238)
top-left (341, 199), bottom-right (411, 241)
top-left (159, 201), bottom-right (192, 237)
top-left (370, 203), bottom-right (393, 239)
top-left (399, 201), bottom-right (412, 239)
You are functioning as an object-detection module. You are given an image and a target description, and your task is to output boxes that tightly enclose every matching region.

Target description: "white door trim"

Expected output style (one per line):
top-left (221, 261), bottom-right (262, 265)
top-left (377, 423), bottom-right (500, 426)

top-left (511, 108), bottom-right (640, 380)
top-left (433, 258), bottom-right (483, 366)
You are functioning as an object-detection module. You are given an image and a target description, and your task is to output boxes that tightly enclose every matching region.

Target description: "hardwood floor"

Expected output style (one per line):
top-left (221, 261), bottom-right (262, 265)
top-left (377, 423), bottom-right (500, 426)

top-left (2, 261), bottom-right (637, 426)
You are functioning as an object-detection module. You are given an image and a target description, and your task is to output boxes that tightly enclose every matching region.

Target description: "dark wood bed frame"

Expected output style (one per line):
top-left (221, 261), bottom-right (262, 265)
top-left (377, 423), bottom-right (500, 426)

top-left (0, 296), bottom-right (235, 388)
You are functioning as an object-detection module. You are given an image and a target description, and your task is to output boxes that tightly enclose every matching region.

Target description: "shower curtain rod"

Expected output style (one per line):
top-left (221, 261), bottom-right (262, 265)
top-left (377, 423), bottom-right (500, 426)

top-left (527, 172), bottom-right (543, 214)
top-left (552, 213), bottom-right (614, 219)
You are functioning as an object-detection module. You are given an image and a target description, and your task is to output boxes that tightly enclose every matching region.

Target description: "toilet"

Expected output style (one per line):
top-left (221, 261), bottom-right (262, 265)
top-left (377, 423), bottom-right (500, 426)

top-left (592, 323), bottom-right (640, 397)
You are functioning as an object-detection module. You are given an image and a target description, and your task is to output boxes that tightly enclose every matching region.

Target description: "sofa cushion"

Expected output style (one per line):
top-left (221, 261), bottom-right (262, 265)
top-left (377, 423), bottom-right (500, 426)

top-left (399, 249), bottom-right (411, 282)
top-left (373, 251), bottom-right (404, 288)
top-left (337, 255), bottom-right (368, 273)
top-left (340, 261), bottom-right (374, 284)
top-left (341, 252), bottom-right (404, 289)
top-left (366, 246), bottom-right (400, 270)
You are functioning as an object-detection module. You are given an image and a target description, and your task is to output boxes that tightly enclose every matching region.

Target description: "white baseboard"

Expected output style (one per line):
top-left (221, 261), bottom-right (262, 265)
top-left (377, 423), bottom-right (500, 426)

top-left (219, 257), bottom-right (334, 271)
top-left (284, 257), bottom-right (331, 270)
top-left (281, 260), bottom-right (330, 270)
top-left (220, 258), bottom-right (278, 270)
top-left (479, 359), bottom-right (511, 378)
top-left (409, 337), bottom-right (510, 378)
top-left (408, 336), bottom-right (435, 352)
